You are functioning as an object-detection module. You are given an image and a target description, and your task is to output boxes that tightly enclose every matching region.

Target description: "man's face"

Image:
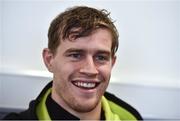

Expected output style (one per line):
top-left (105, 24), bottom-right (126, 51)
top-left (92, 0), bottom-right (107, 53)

top-left (44, 28), bottom-right (116, 113)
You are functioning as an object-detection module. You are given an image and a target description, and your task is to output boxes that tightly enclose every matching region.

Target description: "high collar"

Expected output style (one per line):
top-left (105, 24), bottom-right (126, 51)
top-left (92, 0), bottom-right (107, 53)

top-left (35, 81), bottom-right (142, 120)
top-left (46, 93), bottom-right (105, 120)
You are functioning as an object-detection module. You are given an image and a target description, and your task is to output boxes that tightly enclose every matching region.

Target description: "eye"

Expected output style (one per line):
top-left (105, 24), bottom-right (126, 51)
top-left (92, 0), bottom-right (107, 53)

top-left (67, 52), bottom-right (83, 60)
top-left (95, 54), bottom-right (109, 62)
top-left (96, 55), bottom-right (106, 60)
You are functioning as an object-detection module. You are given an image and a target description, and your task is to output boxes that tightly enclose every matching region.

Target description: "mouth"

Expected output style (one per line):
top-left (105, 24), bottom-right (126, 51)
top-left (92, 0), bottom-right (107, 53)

top-left (72, 81), bottom-right (100, 90)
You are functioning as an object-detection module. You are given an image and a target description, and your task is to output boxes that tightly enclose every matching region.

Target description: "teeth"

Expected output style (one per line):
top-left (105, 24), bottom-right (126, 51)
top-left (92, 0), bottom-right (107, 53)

top-left (74, 82), bottom-right (96, 89)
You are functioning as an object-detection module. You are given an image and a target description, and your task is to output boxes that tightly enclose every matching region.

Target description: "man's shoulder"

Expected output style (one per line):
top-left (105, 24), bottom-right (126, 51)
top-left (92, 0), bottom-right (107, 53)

top-left (1, 101), bottom-right (38, 120)
top-left (2, 112), bottom-right (23, 120)
top-left (104, 91), bottom-right (143, 120)
top-left (104, 91), bottom-right (136, 109)
top-left (2, 109), bottom-right (37, 120)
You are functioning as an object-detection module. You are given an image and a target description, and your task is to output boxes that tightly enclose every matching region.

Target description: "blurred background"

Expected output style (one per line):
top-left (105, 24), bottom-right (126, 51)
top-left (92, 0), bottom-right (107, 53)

top-left (0, 0), bottom-right (179, 120)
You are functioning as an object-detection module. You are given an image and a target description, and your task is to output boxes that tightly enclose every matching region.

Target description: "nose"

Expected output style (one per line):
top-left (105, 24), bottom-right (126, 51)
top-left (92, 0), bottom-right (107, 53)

top-left (79, 56), bottom-right (98, 76)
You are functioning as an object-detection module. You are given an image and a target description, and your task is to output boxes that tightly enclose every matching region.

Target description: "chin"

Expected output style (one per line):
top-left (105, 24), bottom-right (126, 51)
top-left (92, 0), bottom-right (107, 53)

top-left (73, 103), bottom-right (98, 113)
top-left (72, 98), bottom-right (100, 113)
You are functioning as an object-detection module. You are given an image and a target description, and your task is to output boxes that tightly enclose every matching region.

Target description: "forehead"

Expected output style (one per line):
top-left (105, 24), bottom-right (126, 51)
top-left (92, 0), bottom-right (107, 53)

top-left (58, 29), bottom-right (112, 52)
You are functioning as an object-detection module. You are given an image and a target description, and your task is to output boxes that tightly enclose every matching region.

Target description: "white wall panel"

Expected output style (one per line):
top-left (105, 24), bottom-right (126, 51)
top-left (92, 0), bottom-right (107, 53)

top-left (0, 1), bottom-right (179, 88)
top-left (0, 1), bottom-right (3, 106)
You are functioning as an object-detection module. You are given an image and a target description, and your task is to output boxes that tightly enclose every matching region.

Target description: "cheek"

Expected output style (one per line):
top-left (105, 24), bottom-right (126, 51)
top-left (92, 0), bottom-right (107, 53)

top-left (99, 65), bottom-right (113, 80)
top-left (53, 61), bottom-right (79, 79)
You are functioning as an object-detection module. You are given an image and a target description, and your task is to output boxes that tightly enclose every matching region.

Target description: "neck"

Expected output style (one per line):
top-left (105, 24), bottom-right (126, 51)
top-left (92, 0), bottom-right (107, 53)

top-left (78, 102), bottom-right (101, 120)
top-left (51, 88), bottom-right (102, 120)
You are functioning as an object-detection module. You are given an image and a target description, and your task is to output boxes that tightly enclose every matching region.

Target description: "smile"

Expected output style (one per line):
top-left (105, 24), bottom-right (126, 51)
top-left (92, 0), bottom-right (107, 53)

top-left (72, 81), bottom-right (99, 89)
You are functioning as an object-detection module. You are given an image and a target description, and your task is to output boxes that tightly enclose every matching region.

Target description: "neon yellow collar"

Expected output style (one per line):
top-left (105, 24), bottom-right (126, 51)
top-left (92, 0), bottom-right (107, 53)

top-left (36, 88), bottom-right (136, 120)
top-left (36, 88), bottom-right (52, 120)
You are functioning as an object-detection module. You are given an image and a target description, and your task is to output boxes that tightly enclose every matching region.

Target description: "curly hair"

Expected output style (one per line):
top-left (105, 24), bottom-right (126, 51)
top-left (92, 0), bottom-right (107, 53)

top-left (48, 6), bottom-right (119, 56)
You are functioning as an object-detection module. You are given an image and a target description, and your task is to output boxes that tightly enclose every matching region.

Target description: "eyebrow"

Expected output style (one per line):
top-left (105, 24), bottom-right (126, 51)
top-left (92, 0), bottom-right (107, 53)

top-left (63, 48), bottom-right (84, 56)
top-left (96, 51), bottom-right (112, 58)
top-left (64, 48), bottom-right (111, 56)
top-left (64, 48), bottom-right (84, 53)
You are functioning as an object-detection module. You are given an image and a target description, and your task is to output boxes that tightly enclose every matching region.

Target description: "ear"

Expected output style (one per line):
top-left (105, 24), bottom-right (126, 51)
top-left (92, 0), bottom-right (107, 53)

top-left (42, 48), bottom-right (54, 72)
top-left (111, 55), bottom-right (116, 68)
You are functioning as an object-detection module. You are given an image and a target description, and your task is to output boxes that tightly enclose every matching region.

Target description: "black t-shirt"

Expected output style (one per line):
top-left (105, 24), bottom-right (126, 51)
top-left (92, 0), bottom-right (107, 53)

top-left (46, 94), bottom-right (105, 120)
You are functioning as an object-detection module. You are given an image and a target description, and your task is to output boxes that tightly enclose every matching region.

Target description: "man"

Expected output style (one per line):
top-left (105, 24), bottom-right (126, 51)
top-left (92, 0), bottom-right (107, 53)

top-left (3, 6), bottom-right (143, 120)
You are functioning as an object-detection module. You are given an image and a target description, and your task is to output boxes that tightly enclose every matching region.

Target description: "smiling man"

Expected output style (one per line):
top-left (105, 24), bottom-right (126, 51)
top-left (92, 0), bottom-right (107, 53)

top-left (2, 6), bottom-right (143, 120)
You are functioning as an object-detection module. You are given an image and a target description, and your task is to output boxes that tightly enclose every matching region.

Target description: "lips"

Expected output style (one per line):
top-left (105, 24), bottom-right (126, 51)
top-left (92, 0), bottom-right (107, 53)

top-left (72, 81), bottom-right (100, 89)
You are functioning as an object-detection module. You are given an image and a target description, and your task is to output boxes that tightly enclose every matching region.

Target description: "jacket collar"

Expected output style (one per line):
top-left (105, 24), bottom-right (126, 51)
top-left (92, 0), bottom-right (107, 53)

top-left (34, 81), bottom-right (142, 120)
